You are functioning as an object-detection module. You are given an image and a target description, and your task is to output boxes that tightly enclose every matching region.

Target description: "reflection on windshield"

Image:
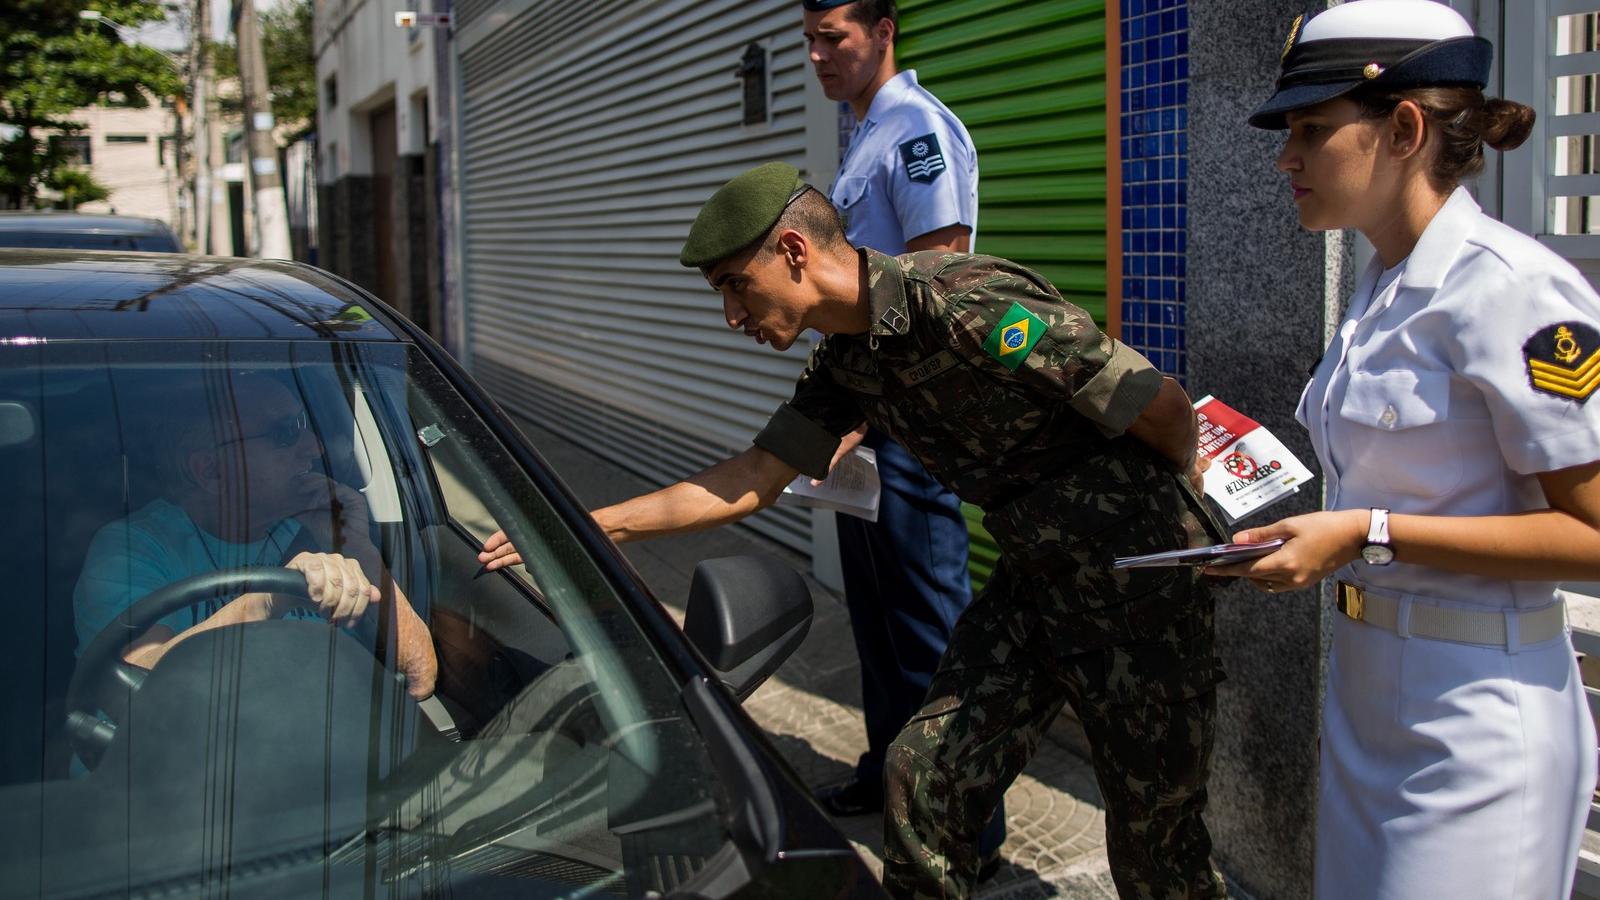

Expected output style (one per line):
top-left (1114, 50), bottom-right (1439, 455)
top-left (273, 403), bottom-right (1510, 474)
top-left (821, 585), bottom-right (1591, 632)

top-left (0, 339), bottom-right (727, 897)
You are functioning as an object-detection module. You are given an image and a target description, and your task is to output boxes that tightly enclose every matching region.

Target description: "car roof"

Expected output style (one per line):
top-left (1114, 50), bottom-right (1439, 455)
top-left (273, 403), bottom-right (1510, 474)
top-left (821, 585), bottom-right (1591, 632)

top-left (0, 211), bottom-right (178, 237)
top-left (0, 249), bottom-right (405, 342)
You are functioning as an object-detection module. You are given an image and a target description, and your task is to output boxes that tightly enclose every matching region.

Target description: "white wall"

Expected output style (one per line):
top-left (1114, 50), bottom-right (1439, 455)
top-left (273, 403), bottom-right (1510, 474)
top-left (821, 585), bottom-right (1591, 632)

top-left (72, 104), bottom-right (181, 223)
top-left (314, 0), bottom-right (442, 181)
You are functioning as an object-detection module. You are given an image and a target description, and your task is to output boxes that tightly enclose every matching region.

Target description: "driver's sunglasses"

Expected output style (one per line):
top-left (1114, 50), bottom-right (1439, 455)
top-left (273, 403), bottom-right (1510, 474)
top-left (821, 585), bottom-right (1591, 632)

top-left (221, 410), bottom-right (310, 449)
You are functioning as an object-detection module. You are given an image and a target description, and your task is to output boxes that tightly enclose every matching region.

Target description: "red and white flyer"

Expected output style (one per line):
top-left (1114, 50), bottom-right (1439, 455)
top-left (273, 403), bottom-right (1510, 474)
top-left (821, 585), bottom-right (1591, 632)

top-left (1193, 395), bottom-right (1315, 523)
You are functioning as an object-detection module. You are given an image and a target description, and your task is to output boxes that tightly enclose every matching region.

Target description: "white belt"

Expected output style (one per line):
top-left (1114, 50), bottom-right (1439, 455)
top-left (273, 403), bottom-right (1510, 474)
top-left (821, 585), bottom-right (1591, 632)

top-left (1335, 581), bottom-right (1567, 651)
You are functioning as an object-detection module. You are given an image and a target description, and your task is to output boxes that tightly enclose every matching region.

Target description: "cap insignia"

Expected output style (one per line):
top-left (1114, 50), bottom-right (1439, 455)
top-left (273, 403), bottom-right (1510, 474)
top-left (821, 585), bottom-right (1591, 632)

top-left (1280, 14), bottom-right (1303, 61)
top-left (1363, 62), bottom-right (1383, 80)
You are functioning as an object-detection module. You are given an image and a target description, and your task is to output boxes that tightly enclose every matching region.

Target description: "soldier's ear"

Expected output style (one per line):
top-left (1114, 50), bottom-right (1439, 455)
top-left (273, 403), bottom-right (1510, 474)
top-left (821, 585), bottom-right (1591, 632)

top-left (776, 228), bottom-right (809, 269)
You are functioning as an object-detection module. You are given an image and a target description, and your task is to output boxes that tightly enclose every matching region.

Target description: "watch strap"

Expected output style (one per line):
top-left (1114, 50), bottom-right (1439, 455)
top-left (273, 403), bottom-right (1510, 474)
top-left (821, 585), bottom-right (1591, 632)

top-left (1366, 507), bottom-right (1391, 546)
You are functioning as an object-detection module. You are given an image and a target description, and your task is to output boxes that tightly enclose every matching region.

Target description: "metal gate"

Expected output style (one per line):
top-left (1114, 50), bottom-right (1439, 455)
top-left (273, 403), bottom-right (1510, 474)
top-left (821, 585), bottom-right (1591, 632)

top-left (454, 0), bottom-right (820, 552)
top-left (896, 0), bottom-right (1109, 587)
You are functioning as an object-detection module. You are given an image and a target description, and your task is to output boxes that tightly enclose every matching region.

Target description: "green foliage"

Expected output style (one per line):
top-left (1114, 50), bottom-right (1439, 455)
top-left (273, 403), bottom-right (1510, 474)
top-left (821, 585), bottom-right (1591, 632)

top-left (0, 0), bottom-right (181, 208)
top-left (46, 166), bottom-right (112, 209)
top-left (212, 0), bottom-right (316, 136)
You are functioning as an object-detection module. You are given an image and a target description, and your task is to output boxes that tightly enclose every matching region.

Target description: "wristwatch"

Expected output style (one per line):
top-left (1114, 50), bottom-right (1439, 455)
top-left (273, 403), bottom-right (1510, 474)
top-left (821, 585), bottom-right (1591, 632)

top-left (1361, 507), bottom-right (1394, 566)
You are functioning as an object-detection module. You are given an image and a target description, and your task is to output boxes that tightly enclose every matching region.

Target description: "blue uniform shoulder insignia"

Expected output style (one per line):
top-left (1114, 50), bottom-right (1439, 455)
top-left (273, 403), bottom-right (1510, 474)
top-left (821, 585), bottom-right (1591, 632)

top-left (1524, 321), bottom-right (1600, 402)
top-left (899, 133), bottom-right (946, 185)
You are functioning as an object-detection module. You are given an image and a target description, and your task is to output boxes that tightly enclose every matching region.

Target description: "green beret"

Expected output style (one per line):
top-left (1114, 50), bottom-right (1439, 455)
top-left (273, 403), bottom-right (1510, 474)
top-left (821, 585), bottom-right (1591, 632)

top-left (679, 161), bottom-right (806, 268)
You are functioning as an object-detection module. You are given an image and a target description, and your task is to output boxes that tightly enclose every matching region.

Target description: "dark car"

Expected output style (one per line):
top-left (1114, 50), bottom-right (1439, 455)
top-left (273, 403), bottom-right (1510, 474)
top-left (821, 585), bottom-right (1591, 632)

top-left (0, 249), bottom-right (882, 899)
top-left (0, 211), bottom-right (183, 252)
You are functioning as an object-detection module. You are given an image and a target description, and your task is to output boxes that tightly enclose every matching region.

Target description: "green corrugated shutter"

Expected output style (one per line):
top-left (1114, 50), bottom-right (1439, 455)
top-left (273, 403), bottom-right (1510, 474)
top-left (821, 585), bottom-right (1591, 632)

top-left (896, 0), bottom-right (1107, 590)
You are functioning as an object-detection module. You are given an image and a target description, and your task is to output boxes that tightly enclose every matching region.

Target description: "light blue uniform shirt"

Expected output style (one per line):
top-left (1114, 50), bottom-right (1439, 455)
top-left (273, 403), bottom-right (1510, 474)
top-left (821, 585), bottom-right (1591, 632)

top-left (73, 498), bottom-right (308, 655)
top-left (830, 70), bottom-right (978, 254)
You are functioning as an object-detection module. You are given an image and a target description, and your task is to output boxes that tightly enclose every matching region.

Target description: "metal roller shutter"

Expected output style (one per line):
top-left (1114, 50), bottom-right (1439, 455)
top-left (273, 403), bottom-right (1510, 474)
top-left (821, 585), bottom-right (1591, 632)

top-left (456, 0), bottom-right (818, 553)
top-left (896, 0), bottom-right (1108, 588)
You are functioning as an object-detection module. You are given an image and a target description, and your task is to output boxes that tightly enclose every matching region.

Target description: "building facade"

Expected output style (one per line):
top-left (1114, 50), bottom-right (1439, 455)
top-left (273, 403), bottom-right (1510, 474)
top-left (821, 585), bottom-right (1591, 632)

top-left (313, 0), bottom-right (450, 338)
top-left (52, 103), bottom-right (183, 226)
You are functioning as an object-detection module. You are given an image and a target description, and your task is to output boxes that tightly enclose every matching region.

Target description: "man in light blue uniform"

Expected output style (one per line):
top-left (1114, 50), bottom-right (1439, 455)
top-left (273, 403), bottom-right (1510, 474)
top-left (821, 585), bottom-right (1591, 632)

top-left (800, 0), bottom-right (1005, 872)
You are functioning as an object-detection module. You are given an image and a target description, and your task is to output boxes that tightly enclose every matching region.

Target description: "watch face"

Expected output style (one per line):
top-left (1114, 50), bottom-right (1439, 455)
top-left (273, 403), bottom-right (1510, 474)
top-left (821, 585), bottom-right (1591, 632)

top-left (1361, 544), bottom-right (1395, 566)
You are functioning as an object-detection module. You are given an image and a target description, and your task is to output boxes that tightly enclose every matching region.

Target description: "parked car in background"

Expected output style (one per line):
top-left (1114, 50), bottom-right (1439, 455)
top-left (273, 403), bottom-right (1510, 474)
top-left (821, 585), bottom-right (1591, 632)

top-left (0, 212), bottom-right (182, 252)
top-left (0, 249), bottom-right (881, 899)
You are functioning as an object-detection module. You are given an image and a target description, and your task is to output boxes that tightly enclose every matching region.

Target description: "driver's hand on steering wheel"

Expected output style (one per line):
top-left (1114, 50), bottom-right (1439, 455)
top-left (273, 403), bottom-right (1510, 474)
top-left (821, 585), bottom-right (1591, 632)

top-left (283, 551), bottom-right (378, 628)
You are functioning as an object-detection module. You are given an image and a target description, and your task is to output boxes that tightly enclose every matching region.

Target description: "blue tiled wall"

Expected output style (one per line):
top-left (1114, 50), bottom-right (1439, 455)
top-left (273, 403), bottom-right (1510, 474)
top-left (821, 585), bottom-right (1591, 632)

top-left (1120, 0), bottom-right (1189, 380)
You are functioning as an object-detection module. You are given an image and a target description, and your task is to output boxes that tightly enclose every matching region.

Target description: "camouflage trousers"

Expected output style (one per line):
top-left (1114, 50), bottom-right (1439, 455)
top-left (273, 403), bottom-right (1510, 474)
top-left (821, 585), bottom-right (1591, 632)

top-left (880, 561), bottom-right (1227, 900)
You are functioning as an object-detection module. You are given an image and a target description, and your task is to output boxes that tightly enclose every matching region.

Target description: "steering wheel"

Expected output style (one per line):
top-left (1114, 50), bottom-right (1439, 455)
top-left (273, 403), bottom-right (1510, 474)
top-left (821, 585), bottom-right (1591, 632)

top-left (65, 567), bottom-right (314, 767)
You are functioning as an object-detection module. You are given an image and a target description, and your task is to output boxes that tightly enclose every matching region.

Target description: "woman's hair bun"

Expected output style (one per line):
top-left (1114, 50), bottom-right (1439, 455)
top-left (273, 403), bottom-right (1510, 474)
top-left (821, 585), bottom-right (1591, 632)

top-left (1482, 98), bottom-right (1536, 152)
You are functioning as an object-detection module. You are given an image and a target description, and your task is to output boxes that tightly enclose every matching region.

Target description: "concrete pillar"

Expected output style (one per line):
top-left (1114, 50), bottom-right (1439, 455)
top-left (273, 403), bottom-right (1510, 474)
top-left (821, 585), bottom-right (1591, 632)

top-left (1186, 2), bottom-right (1354, 896)
top-left (392, 153), bottom-right (432, 332)
top-left (318, 176), bottom-right (378, 296)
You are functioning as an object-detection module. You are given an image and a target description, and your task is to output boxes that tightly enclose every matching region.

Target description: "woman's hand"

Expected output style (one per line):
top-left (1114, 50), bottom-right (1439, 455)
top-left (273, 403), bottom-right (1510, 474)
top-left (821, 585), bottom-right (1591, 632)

top-left (1204, 508), bottom-right (1368, 593)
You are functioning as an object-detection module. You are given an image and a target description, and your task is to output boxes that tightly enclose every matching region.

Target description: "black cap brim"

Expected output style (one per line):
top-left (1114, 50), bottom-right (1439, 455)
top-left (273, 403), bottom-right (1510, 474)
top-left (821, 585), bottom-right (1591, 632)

top-left (1248, 80), bottom-right (1365, 130)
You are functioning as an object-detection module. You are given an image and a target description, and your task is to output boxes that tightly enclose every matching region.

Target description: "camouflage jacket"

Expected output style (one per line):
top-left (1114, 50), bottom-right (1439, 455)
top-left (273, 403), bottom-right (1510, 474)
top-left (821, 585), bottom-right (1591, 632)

top-left (755, 249), bottom-right (1220, 591)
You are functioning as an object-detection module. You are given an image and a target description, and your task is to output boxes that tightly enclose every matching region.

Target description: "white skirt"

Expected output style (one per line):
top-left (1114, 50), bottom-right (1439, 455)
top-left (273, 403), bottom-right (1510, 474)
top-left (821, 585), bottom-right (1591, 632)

top-left (1315, 612), bottom-right (1596, 899)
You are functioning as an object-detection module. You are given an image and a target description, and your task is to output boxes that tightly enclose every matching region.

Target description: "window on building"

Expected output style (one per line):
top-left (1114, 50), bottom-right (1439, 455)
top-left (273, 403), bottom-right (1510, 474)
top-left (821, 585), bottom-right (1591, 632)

top-left (1500, 1), bottom-right (1600, 273)
top-left (325, 74), bottom-right (338, 110)
top-left (737, 42), bottom-right (769, 126)
top-left (106, 134), bottom-right (150, 144)
top-left (50, 136), bottom-right (91, 166)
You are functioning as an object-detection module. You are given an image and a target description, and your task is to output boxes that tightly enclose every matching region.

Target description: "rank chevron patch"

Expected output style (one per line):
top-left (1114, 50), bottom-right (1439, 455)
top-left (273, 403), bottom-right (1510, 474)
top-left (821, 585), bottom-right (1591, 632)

top-left (1524, 321), bottom-right (1600, 402)
top-left (899, 133), bottom-right (947, 185)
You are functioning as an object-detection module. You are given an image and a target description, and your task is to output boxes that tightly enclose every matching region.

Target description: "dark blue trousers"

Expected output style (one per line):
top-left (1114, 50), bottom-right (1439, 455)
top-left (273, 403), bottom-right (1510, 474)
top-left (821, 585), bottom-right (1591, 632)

top-left (836, 428), bottom-right (1005, 857)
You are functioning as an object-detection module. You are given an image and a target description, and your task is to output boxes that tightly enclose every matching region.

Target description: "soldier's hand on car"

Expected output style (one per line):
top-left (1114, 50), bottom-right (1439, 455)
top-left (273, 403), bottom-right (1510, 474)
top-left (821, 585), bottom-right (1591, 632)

top-left (1202, 508), bottom-right (1367, 593)
top-left (479, 530), bottom-right (523, 571)
top-left (284, 551), bottom-right (378, 627)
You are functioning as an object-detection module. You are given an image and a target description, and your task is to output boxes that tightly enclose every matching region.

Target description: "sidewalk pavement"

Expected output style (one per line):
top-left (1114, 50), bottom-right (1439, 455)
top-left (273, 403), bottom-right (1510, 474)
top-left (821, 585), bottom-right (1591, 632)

top-left (512, 416), bottom-right (1126, 899)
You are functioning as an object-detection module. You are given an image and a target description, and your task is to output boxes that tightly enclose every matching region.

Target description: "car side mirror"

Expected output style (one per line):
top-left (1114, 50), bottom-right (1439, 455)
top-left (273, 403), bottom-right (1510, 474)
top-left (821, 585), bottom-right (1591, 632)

top-left (682, 556), bottom-right (812, 701)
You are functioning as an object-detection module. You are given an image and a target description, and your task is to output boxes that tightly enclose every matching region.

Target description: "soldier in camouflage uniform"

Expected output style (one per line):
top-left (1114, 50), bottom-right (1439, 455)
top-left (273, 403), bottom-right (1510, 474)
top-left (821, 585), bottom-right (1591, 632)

top-left (478, 162), bottom-right (1229, 899)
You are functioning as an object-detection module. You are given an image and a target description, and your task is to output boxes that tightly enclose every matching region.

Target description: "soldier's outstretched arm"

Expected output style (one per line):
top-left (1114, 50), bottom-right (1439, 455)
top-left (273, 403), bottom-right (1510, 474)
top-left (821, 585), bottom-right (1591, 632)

top-left (592, 446), bottom-right (798, 543)
top-left (477, 446), bottom-right (799, 569)
top-left (1126, 376), bottom-right (1205, 491)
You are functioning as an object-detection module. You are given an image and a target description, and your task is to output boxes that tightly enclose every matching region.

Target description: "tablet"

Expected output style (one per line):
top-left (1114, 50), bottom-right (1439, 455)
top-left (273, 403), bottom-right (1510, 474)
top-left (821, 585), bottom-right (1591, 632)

top-left (1112, 539), bottom-right (1285, 569)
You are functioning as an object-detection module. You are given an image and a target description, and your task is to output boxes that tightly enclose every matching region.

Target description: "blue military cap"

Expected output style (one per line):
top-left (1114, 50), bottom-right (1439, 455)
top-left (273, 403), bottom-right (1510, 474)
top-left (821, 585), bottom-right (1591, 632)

top-left (802, 0), bottom-right (856, 9)
top-left (1249, 0), bottom-right (1492, 130)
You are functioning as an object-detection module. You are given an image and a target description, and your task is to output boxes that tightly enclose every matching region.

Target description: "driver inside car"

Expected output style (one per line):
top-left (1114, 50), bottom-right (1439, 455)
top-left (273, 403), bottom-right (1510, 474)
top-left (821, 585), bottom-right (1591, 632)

top-left (72, 372), bottom-right (438, 701)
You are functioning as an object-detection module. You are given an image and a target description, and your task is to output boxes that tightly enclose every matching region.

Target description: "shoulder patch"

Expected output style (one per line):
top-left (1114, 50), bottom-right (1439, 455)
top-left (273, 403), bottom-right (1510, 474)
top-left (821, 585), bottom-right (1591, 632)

top-left (982, 302), bottom-right (1048, 371)
top-left (1524, 321), bottom-right (1600, 402)
top-left (899, 133), bottom-right (946, 185)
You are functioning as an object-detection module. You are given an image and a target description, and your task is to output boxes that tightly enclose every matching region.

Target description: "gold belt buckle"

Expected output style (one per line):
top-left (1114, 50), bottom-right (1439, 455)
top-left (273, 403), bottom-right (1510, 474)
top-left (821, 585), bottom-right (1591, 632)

top-left (1338, 583), bottom-right (1365, 622)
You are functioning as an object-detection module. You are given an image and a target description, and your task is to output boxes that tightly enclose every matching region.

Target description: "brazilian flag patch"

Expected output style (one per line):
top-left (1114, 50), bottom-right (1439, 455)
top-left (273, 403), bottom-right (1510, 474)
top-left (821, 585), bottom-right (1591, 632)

top-left (982, 302), bottom-right (1047, 370)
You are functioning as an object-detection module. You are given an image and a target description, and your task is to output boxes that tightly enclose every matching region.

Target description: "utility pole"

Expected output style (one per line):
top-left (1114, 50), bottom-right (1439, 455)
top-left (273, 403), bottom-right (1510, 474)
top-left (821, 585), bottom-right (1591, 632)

top-left (191, 0), bottom-right (210, 252)
top-left (234, 0), bottom-right (291, 258)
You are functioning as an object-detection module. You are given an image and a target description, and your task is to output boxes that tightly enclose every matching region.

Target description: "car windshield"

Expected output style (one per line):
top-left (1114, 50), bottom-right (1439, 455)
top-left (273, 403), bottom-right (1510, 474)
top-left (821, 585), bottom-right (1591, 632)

top-left (0, 230), bottom-right (182, 252)
top-left (0, 338), bottom-right (730, 897)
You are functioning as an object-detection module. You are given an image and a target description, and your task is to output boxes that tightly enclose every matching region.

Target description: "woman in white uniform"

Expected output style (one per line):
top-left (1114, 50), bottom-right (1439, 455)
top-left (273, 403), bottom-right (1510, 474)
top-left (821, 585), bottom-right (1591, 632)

top-left (1208, 2), bottom-right (1600, 897)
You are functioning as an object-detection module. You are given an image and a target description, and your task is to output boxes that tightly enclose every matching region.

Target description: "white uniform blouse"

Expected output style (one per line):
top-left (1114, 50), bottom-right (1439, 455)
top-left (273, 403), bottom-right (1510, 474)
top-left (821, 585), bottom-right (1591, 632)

top-left (1297, 186), bottom-right (1600, 612)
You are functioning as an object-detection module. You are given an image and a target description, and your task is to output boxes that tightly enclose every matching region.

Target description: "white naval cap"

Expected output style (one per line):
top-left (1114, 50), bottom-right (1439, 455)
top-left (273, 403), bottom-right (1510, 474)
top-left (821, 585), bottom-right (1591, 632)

top-left (1249, 0), bottom-right (1492, 129)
